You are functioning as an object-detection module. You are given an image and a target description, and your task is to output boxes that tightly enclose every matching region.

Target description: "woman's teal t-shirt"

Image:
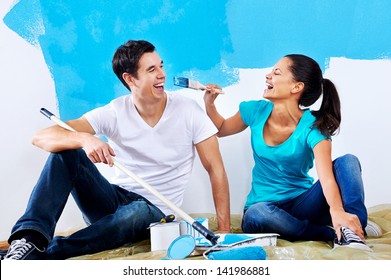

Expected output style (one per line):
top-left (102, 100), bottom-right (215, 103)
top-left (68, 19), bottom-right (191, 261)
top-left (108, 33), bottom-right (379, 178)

top-left (239, 100), bottom-right (329, 210)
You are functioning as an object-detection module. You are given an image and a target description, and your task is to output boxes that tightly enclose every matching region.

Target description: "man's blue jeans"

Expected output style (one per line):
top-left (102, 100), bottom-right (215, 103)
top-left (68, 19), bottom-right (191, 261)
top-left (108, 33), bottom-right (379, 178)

top-left (242, 154), bottom-right (368, 241)
top-left (9, 149), bottom-right (165, 259)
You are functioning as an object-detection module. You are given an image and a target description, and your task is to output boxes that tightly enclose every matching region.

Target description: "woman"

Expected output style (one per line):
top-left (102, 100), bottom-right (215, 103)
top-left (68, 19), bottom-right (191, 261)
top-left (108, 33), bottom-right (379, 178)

top-left (204, 54), bottom-right (377, 250)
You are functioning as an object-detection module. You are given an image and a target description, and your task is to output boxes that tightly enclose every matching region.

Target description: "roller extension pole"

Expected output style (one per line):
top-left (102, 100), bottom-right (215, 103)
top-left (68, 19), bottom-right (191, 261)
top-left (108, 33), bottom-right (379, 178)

top-left (40, 108), bottom-right (219, 245)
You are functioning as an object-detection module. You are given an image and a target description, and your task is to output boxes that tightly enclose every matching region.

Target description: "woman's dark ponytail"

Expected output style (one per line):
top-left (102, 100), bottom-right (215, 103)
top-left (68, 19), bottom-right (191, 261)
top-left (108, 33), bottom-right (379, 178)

top-left (312, 78), bottom-right (341, 136)
top-left (285, 54), bottom-right (341, 137)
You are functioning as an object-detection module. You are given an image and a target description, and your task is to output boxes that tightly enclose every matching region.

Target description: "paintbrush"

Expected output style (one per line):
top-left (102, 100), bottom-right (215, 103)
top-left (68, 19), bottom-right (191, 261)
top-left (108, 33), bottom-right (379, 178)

top-left (173, 77), bottom-right (224, 94)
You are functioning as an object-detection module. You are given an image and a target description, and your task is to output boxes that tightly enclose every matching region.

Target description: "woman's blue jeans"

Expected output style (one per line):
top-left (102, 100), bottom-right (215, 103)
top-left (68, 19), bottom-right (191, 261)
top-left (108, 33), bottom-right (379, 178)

top-left (9, 149), bottom-right (165, 259)
top-left (242, 154), bottom-right (368, 241)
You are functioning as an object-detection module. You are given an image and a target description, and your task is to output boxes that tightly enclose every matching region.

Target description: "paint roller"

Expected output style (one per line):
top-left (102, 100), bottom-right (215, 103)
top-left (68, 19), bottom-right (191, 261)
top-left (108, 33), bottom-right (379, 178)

top-left (199, 233), bottom-right (269, 260)
top-left (205, 246), bottom-right (267, 260)
top-left (40, 108), bottom-right (219, 245)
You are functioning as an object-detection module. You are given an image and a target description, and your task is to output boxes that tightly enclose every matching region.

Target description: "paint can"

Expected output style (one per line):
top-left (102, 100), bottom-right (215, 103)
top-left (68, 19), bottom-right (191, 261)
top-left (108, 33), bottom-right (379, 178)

top-left (180, 218), bottom-right (209, 239)
top-left (150, 221), bottom-right (180, 252)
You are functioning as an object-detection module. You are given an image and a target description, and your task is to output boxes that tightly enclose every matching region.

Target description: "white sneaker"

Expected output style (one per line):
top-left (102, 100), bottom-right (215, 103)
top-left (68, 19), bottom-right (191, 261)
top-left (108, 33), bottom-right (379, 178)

top-left (365, 220), bottom-right (382, 237)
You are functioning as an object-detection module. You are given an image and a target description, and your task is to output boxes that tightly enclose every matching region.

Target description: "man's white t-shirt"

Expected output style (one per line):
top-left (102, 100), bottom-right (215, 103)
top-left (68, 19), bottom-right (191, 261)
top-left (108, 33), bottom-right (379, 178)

top-left (84, 92), bottom-right (218, 215)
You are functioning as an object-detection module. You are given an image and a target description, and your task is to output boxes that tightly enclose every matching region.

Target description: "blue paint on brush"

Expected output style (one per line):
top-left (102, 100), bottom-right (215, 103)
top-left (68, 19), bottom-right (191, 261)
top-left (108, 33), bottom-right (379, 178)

top-left (174, 77), bottom-right (224, 94)
top-left (173, 77), bottom-right (190, 88)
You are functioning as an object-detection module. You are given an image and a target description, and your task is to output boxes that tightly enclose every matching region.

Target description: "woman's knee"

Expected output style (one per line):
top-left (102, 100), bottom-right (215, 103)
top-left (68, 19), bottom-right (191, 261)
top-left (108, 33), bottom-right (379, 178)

top-left (242, 203), bottom-right (275, 232)
top-left (334, 154), bottom-right (361, 170)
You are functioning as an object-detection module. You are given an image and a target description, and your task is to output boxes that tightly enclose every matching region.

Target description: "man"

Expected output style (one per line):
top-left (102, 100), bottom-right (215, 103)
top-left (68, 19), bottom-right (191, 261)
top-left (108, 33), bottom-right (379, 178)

top-left (2, 40), bottom-right (230, 260)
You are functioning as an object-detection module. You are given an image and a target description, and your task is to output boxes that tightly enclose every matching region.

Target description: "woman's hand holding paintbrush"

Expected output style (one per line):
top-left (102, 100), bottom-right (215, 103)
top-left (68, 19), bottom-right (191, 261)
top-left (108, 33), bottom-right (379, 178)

top-left (203, 83), bottom-right (223, 106)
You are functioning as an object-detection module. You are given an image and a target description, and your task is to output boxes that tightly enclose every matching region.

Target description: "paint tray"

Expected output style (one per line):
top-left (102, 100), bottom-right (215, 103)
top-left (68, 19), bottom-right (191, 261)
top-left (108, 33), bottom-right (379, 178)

top-left (194, 233), bottom-right (278, 252)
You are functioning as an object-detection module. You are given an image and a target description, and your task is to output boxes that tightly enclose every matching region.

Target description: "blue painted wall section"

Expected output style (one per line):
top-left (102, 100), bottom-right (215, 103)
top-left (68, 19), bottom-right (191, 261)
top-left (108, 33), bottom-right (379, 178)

top-left (4, 0), bottom-right (391, 120)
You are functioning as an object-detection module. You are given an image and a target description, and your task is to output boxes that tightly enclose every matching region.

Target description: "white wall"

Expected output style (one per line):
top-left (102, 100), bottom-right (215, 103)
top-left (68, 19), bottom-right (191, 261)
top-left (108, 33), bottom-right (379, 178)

top-left (0, 0), bottom-right (84, 240)
top-left (1, 0), bottom-right (390, 241)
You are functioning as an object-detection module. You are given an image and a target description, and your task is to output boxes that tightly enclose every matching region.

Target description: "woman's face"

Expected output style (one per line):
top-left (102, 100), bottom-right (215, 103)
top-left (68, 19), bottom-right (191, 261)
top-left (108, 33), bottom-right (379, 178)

top-left (264, 57), bottom-right (297, 101)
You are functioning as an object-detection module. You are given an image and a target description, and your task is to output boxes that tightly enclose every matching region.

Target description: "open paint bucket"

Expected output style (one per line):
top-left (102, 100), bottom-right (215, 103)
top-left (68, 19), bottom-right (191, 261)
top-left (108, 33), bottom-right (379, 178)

top-left (150, 221), bottom-right (180, 252)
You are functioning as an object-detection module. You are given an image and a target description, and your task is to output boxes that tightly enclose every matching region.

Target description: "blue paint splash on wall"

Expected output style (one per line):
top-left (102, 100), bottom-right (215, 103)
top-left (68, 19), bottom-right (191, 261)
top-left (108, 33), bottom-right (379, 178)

top-left (4, 0), bottom-right (233, 119)
top-left (4, 0), bottom-right (391, 120)
top-left (225, 0), bottom-right (391, 69)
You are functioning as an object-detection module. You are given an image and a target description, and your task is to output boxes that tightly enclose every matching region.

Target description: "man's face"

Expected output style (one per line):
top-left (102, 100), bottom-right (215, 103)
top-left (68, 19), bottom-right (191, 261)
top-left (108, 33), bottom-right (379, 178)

top-left (131, 51), bottom-right (166, 100)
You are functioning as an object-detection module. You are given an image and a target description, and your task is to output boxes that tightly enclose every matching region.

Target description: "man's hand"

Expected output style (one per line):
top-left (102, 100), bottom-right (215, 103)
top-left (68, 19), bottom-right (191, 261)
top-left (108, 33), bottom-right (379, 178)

top-left (81, 134), bottom-right (116, 166)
